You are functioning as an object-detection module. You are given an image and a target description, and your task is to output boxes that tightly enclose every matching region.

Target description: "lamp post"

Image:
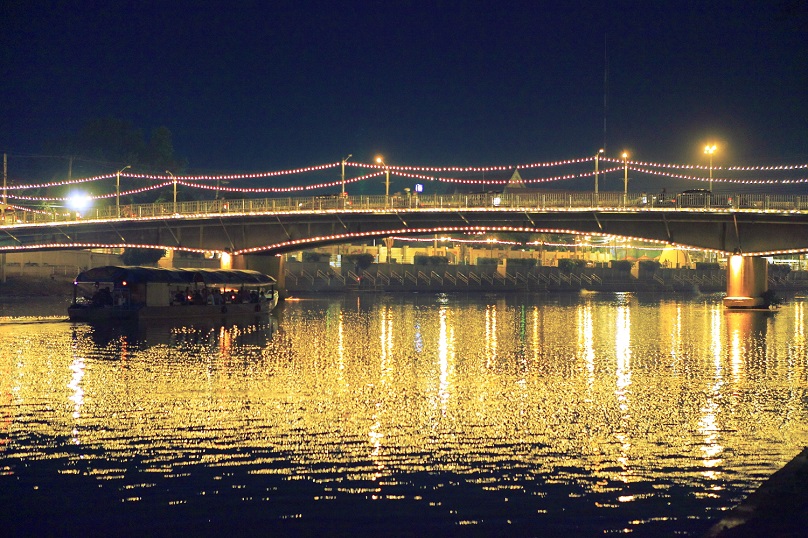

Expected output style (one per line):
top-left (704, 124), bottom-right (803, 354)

top-left (166, 170), bottom-right (176, 213)
top-left (704, 144), bottom-right (717, 192)
top-left (341, 154), bottom-right (352, 197)
top-left (376, 156), bottom-right (390, 203)
top-left (621, 151), bottom-right (629, 199)
top-left (116, 165), bottom-right (131, 217)
top-left (594, 148), bottom-right (604, 194)
top-left (2, 153), bottom-right (7, 221)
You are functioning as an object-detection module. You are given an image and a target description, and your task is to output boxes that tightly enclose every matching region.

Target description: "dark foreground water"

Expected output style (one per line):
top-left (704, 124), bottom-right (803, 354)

top-left (1, 292), bottom-right (807, 536)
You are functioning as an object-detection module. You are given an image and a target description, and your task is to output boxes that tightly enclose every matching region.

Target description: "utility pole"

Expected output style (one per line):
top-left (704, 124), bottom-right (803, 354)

top-left (2, 153), bottom-right (7, 213)
top-left (594, 149), bottom-right (604, 194)
top-left (1, 153), bottom-right (6, 283)
top-left (341, 154), bottom-right (352, 197)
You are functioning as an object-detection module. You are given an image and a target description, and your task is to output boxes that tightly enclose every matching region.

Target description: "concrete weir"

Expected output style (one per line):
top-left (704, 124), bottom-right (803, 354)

top-left (724, 255), bottom-right (768, 309)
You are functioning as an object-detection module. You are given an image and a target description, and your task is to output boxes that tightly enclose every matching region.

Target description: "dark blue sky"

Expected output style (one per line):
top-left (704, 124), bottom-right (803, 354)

top-left (2, 0), bottom-right (807, 176)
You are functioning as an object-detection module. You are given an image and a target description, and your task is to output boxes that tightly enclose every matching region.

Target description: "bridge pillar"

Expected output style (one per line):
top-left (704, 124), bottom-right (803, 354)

top-left (226, 254), bottom-right (287, 298)
top-left (724, 255), bottom-right (768, 308)
top-left (158, 249), bottom-right (175, 268)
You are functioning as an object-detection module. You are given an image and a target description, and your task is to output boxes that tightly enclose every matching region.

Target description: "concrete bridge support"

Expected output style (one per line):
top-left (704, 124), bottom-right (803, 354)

top-left (226, 254), bottom-right (287, 298)
top-left (724, 255), bottom-right (768, 308)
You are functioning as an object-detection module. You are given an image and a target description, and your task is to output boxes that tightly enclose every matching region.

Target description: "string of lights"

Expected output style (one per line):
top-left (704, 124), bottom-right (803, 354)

top-left (177, 171), bottom-right (384, 194)
top-left (235, 226), bottom-right (682, 255)
top-left (4, 182), bottom-right (173, 202)
top-left (391, 236), bottom-right (522, 246)
top-left (602, 158), bottom-right (808, 172)
top-left (352, 156), bottom-right (594, 173)
top-left (0, 242), bottom-right (209, 254)
top-left (391, 167), bottom-right (623, 185)
top-left (628, 166), bottom-right (808, 185)
top-left (392, 234), bottom-right (721, 253)
top-left (4, 156), bottom-right (808, 194)
top-left (1, 224), bottom-right (806, 258)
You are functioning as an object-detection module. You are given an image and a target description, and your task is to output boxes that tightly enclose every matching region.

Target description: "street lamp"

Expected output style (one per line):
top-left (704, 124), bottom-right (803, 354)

top-left (67, 191), bottom-right (92, 219)
top-left (704, 144), bottom-right (717, 192)
top-left (621, 151), bottom-right (629, 198)
top-left (341, 154), bottom-right (352, 197)
top-left (116, 165), bottom-right (131, 217)
top-left (376, 155), bottom-right (390, 201)
top-left (2, 153), bottom-right (7, 221)
top-left (166, 170), bottom-right (176, 213)
top-left (594, 148), bottom-right (604, 194)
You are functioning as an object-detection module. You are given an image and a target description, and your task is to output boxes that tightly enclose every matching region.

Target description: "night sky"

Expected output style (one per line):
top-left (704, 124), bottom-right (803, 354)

top-left (2, 0), bottom-right (807, 178)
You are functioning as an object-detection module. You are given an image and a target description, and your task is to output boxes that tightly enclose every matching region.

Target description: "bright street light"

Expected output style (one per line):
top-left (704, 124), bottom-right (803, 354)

top-left (621, 151), bottom-right (629, 197)
top-left (376, 156), bottom-right (390, 201)
top-left (67, 192), bottom-right (92, 216)
top-left (594, 148), bottom-right (604, 194)
top-left (116, 165), bottom-right (131, 217)
top-left (704, 144), bottom-right (717, 192)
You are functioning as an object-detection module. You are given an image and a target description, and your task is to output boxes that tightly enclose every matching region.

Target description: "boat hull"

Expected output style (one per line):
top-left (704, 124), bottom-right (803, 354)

top-left (68, 301), bottom-right (275, 323)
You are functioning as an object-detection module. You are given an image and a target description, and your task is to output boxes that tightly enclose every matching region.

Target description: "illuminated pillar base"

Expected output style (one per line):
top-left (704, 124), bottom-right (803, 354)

top-left (724, 255), bottom-right (768, 308)
top-left (158, 248), bottom-right (175, 269)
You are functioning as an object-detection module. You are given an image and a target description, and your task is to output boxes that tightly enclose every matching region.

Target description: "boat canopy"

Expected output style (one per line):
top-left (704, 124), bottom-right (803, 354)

top-left (73, 266), bottom-right (276, 286)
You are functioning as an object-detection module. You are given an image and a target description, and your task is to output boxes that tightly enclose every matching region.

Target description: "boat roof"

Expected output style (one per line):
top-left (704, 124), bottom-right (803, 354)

top-left (73, 266), bottom-right (276, 286)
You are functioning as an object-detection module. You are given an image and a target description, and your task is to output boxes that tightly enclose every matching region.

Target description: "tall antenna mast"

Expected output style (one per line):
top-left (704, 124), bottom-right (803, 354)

top-left (603, 31), bottom-right (608, 152)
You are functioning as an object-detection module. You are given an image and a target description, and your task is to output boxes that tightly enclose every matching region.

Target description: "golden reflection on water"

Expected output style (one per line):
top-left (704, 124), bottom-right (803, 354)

top-left (1, 294), bottom-right (808, 533)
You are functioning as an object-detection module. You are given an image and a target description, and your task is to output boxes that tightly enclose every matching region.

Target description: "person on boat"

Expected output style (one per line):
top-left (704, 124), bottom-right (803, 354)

top-left (92, 286), bottom-right (113, 306)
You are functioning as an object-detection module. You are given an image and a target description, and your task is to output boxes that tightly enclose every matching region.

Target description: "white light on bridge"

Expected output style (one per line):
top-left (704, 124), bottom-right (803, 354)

top-left (66, 192), bottom-right (92, 213)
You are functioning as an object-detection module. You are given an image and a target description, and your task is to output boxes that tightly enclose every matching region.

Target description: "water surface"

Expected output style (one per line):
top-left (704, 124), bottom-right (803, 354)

top-left (1, 292), bottom-right (806, 536)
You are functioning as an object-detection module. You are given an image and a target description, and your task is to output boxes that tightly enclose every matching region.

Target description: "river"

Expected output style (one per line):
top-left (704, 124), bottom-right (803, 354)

top-left (1, 291), bottom-right (806, 536)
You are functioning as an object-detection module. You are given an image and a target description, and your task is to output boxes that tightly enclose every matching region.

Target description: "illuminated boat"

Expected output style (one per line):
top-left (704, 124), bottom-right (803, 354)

top-left (68, 266), bottom-right (279, 323)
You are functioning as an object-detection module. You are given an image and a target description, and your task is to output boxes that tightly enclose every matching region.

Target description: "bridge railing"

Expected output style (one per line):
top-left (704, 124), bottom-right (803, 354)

top-left (3, 191), bottom-right (808, 226)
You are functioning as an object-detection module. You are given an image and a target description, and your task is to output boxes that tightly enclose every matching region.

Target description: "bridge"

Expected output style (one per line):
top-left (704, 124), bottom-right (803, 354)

top-left (2, 156), bottom-right (807, 307)
top-left (1, 191), bottom-right (807, 256)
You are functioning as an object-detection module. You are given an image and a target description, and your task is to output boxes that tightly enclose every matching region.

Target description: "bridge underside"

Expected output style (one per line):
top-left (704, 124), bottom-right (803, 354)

top-left (1, 209), bottom-right (807, 256)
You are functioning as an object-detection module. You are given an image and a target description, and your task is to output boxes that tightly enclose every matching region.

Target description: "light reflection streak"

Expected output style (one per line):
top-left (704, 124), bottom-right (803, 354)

top-left (793, 300), bottom-right (805, 365)
top-left (337, 311), bottom-right (345, 377)
top-left (577, 301), bottom-right (595, 388)
top-left (710, 304), bottom-right (723, 366)
top-left (614, 301), bottom-right (632, 481)
top-left (701, 305), bottom-right (726, 481)
top-left (698, 388), bottom-right (724, 480)
top-left (485, 304), bottom-right (497, 367)
top-left (531, 306), bottom-right (540, 365)
top-left (437, 306), bottom-right (454, 412)
top-left (727, 316), bottom-right (744, 385)
top-left (67, 354), bottom-right (86, 446)
top-left (380, 305), bottom-right (393, 382)
top-left (370, 305), bottom-right (394, 477)
top-left (668, 303), bottom-right (683, 367)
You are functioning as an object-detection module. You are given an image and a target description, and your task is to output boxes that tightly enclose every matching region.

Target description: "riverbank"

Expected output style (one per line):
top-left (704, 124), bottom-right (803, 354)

top-left (706, 447), bottom-right (808, 537)
top-left (3, 270), bottom-right (808, 298)
top-left (0, 274), bottom-right (75, 297)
